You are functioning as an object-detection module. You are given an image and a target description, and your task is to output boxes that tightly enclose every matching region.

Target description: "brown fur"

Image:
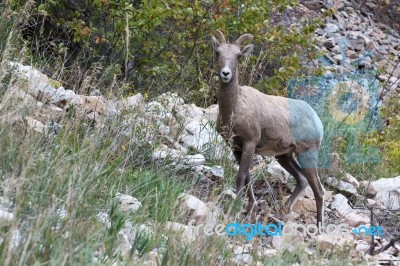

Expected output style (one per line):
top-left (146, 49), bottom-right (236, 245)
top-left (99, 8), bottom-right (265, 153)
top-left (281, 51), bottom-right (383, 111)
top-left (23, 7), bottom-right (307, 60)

top-left (212, 30), bottom-right (325, 226)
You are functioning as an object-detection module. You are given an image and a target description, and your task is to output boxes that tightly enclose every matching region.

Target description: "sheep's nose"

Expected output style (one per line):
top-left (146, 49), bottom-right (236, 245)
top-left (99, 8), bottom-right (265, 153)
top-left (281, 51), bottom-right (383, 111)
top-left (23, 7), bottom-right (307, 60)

top-left (222, 71), bottom-right (230, 76)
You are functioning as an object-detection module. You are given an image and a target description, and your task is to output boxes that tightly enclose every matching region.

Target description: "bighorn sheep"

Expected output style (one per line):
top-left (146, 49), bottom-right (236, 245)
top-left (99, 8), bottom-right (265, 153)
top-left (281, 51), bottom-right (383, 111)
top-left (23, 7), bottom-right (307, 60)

top-left (212, 30), bottom-right (325, 226)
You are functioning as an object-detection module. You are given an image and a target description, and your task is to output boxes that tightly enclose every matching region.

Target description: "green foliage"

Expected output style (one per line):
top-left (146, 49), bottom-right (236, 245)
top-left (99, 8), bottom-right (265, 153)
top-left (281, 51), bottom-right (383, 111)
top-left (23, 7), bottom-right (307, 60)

top-left (8, 0), bottom-right (322, 105)
top-left (363, 97), bottom-right (400, 177)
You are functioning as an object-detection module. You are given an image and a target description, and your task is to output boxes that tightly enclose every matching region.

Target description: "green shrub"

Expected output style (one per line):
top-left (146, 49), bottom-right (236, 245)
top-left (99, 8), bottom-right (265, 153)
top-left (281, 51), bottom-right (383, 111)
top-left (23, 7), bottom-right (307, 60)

top-left (8, 0), bottom-right (323, 105)
top-left (363, 96), bottom-right (400, 177)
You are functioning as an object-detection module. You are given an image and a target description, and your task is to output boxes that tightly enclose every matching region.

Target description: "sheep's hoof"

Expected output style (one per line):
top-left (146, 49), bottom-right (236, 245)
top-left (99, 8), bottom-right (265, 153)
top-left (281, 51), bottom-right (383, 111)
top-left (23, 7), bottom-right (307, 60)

top-left (244, 202), bottom-right (259, 222)
top-left (246, 202), bottom-right (259, 214)
top-left (235, 201), bottom-right (265, 222)
top-left (256, 199), bottom-right (266, 209)
top-left (283, 199), bottom-right (293, 213)
top-left (235, 209), bottom-right (248, 221)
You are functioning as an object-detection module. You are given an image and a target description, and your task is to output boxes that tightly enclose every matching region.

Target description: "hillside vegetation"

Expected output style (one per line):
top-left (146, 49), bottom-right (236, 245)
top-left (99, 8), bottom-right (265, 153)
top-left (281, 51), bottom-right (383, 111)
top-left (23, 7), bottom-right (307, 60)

top-left (0, 0), bottom-right (399, 265)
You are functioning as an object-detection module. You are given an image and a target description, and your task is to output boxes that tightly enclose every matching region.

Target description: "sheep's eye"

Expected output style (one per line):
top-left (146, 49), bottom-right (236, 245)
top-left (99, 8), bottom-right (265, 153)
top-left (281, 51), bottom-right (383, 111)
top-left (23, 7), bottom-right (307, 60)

top-left (215, 50), bottom-right (220, 56)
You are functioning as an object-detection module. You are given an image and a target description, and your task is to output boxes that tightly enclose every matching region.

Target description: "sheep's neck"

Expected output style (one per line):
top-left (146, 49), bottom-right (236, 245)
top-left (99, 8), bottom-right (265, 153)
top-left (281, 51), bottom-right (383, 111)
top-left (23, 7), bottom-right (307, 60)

top-left (218, 73), bottom-right (239, 125)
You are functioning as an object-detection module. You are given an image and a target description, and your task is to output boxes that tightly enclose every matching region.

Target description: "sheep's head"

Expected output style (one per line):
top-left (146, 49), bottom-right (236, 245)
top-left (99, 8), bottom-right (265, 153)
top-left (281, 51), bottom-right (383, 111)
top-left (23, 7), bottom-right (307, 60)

top-left (212, 30), bottom-right (254, 84)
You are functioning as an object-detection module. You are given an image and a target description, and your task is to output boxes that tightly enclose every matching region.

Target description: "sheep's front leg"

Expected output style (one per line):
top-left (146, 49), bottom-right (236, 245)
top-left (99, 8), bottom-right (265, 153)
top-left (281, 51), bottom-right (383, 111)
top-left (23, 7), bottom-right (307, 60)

top-left (245, 171), bottom-right (259, 218)
top-left (234, 142), bottom-right (258, 218)
top-left (235, 142), bottom-right (255, 196)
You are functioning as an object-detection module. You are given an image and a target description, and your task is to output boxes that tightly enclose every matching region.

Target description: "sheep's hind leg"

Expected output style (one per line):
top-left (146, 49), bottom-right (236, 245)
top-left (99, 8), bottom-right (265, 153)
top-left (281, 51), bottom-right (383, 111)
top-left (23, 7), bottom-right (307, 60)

top-left (275, 153), bottom-right (308, 213)
top-left (296, 149), bottom-right (325, 227)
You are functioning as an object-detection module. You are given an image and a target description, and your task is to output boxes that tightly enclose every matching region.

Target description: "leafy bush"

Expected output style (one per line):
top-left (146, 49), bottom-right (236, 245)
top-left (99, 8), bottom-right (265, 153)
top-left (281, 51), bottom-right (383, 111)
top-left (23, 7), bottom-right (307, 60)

top-left (8, 0), bottom-right (322, 105)
top-left (363, 96), bottom-right (400, 177)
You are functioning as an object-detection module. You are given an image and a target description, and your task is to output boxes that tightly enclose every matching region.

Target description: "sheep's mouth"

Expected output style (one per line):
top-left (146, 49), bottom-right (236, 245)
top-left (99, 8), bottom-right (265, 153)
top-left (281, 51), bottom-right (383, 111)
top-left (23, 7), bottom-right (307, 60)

top-left (221, 77), bottom-right (231, 83)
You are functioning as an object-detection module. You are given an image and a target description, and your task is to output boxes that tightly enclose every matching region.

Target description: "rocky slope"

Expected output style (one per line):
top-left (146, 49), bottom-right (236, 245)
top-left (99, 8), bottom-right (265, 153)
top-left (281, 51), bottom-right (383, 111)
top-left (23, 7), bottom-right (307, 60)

top-left (1, 59), bottom-right (399, 264)
top-left (317, 0), bottom-right (400, 101)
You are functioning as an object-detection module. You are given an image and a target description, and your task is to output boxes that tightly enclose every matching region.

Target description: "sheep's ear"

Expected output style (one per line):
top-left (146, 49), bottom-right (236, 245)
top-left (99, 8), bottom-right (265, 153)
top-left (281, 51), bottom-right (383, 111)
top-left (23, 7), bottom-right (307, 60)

top-left (211, 36), bottom-right (220, 51)
top-left (241, 44), bottom-right (254, 56)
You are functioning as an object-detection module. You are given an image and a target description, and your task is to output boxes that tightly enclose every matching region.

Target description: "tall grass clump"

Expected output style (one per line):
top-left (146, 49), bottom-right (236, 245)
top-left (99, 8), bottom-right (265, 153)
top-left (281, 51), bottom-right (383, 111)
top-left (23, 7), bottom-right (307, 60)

top-left (0, 89), bottom-right (195, 264)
